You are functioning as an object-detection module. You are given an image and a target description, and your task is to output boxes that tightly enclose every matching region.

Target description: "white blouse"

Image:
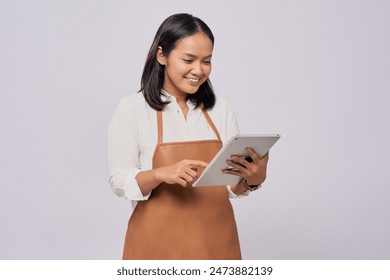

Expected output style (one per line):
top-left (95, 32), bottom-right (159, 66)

top-left (108, 91), bottom-right (249, 210)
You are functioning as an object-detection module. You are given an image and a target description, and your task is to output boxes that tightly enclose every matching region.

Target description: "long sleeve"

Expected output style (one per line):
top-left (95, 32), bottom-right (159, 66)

top-left (223, 100), bottom-right (251, 198)
top-left (108, 98), bottom-right (151, 201)
top-left (225, 100), bottom-right (240, 142)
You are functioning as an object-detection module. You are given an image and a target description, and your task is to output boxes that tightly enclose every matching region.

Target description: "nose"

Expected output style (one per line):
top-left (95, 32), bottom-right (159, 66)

top-left (190, 62), bottom-right (204, 77)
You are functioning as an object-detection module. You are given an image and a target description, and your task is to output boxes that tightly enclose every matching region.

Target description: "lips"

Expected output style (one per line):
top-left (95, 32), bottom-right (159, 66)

top-left (185, 77), bottom-right (200, 83)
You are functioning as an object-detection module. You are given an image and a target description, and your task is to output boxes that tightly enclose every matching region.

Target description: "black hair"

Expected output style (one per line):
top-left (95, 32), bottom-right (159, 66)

top-left (139, 13), bottom-right (216, 111)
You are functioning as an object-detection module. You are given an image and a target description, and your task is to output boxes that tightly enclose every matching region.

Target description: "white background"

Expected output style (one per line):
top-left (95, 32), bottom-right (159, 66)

top-left (1, 0), bottom-right (389, 259)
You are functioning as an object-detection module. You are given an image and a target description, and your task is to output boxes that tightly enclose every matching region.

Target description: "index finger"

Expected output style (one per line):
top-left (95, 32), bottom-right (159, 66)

top-left (185, 160), bottom-right (208, 168)
top-left (245, 147), bottom-right (260, 163)
top-left (262, 152), bottom-right (270, 161)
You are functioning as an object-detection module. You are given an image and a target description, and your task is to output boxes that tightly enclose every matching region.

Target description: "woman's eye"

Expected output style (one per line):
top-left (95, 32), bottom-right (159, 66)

top-left (183, 59), bottom-right (193, 63)
top-left (203, 61), bottom-right (211, 65)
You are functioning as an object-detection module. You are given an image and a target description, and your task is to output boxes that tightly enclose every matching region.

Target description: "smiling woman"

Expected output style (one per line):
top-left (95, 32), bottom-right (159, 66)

top-left (156, 32), bottom-right (213, 114)
top-left (108, 13), bottom-right (269, 260)
top-left (140, 13), bottom-right (216, 113)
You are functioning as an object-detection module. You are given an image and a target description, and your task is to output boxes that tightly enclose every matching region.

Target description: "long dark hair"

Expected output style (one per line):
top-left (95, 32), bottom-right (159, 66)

top-left (139, 13), bottom-right (216, 111)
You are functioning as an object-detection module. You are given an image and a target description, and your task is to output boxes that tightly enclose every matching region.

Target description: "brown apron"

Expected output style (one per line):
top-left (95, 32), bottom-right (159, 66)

top-left (122, 108), bottom-right (241, 260)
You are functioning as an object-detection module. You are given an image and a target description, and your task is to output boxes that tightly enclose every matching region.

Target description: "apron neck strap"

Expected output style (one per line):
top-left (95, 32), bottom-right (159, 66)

top-left (156, 105), bottom-right (222, 144)
top-left (157, 109), bottom-right (163, 144)
top-left (201, 107), bottom-right (222, 142)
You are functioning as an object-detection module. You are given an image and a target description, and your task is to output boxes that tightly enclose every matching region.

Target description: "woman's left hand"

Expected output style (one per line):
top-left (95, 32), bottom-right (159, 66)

top-left (222, 148), bottom-right (269, 186)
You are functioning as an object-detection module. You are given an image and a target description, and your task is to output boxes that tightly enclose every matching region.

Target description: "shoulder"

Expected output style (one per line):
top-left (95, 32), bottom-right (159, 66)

top-left (210, 95), bottom-right (236, 114)
top-left (206, 95), bottom-right (237, 126)
top-left (117, 92), bottom-right (146, 109)
top-left (111, 92), bottom-right (148, 122)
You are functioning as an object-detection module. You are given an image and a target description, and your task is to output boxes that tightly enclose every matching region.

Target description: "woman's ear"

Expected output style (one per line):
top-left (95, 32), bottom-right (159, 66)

top-left (156, 46), bottom-right (166, 66)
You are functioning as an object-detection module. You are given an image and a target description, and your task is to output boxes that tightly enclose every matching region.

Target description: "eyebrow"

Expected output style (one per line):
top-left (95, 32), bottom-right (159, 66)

top-left (182, 53), bottom-right (213, 59)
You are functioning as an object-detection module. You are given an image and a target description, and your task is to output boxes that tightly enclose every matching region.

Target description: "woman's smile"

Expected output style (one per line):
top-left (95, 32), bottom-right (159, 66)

top-left (185, 77), bottom-right (201, 83)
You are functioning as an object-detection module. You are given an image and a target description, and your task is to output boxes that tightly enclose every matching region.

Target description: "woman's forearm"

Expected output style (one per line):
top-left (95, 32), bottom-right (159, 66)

top-left (229, 181), bottom-right (247, 196)
top-left (135, 169), bottom-right (162, 196)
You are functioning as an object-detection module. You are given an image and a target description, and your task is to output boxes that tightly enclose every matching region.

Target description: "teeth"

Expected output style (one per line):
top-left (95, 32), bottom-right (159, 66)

top-left (186, 77), bottom-right (200, 83)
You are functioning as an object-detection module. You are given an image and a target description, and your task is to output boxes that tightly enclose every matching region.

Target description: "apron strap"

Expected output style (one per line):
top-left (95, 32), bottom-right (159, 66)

top-left (156, 104), bottom-right (222, 144)
top-left (202, 108), bottom-right (222, 142)
top-left (157, 110), bottom-right (163, 144)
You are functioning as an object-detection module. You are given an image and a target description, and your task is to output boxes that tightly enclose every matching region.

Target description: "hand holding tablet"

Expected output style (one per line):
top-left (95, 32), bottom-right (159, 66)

top-left (192, 134), bottom-right (280, 187)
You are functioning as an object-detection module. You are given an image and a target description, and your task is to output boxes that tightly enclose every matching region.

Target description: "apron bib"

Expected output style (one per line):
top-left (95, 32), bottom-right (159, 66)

top-left (122, 108), bottom-right (241, 259)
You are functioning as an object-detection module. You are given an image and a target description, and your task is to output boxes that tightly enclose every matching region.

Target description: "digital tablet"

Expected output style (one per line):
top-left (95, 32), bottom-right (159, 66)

top-left (192, 134), bottom-right (281, 187)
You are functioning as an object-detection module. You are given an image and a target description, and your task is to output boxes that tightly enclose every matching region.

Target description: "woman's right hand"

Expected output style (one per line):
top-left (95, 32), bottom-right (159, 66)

top-left (154, 159), bottom-right (208, 187)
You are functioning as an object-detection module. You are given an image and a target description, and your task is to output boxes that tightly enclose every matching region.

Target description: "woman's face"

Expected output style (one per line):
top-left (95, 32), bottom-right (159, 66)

top-left (157, 32), bottom-right (213, 100)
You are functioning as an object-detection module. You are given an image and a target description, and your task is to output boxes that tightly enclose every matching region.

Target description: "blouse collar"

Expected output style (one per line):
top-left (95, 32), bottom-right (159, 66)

top-left (160, 89), bottom-right (197, 111)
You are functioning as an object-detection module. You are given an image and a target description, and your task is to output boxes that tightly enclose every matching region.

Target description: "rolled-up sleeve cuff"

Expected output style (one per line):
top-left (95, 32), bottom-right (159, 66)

top-left (109, 168), bottom-right (151, 201)
top-left (226, 185), bottom-right (250, 198)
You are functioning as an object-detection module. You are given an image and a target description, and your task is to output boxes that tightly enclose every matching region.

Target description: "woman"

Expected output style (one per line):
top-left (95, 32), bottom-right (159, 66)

top-left (108, 13), bottom-right (269, 260)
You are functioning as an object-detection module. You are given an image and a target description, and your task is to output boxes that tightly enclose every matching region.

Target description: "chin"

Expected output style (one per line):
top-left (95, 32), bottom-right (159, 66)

top-left (181, 86), bottom-right (200, 95)
top-left (188, 83), bottom-right (204, 93)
